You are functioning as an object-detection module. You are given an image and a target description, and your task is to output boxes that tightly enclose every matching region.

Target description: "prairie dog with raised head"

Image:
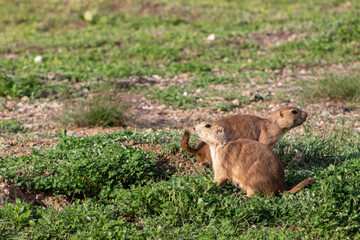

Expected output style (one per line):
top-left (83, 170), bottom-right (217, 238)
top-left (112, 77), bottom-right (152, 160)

top-left (193, 121), bottom-right (314, 197)
top-left (182, 107), bottom-right (307, 165)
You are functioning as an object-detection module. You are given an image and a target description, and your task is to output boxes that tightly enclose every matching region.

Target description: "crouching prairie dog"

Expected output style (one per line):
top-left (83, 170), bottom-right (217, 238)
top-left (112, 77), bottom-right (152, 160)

top-left (194, 121), bottom-right (314, 197)
top-left (182, 107), bottom-right (307, 166)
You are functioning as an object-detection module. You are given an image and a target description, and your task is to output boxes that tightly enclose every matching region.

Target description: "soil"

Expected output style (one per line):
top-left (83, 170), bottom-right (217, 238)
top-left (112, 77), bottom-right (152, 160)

top-left (0, 180), bottom-right (70, 210)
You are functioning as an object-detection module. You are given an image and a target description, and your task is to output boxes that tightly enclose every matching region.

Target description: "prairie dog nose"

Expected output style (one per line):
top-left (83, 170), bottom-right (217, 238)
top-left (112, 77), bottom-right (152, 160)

top-left (302, 111), bottom-right (308, 119)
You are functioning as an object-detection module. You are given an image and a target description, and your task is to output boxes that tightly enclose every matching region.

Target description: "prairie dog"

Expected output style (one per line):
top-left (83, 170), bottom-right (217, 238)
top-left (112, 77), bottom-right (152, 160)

top-left (193, 121), bottom-right (314, 197)
top-left (182, 107), bottom-right (307, 165)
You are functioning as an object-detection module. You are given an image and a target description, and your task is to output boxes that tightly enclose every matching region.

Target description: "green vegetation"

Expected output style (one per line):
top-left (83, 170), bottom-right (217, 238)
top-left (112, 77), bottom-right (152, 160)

top-left (0, 129), bottom-right (359, 238)
top-left (0, 120), bottom-right (27, 134)
top-left (303, 71), bottom-right (360, 102)
top-left (1, 0), bottom-right (360, 106)
top-left (1, 0), bottom-right (360, 239)
top-left (0, 131), bottom-right (167, 198)
top-left (57, 93), bottom-right (130, 127)
top-left (0, 74), bottom-right (44, 98)
top-left (144, 86), bottom-right (205, 110)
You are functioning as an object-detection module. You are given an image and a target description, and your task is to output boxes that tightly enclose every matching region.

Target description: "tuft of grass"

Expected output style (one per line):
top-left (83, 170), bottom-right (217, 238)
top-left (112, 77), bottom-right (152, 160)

top-left (303, 71), bottom-right (360, 102)
top-left (57, 93), bottom-right (130, 127)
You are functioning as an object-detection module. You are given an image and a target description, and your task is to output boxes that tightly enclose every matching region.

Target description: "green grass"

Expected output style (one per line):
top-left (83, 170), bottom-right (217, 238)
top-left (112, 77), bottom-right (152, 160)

top-left (1, 0), bottom-right (360, 238)
top-left (0, 120), bottom-right (27, 134)
top-left (0, 129), bottom-right (359, 239)
top-left (0, 130), bottom-right (168, 198)
top-left (1, 0), bottom-right (360, 107)
top-left (302, 70), bottom-right (360, 103)
top-left (56, 92), bottom-right (130, 127)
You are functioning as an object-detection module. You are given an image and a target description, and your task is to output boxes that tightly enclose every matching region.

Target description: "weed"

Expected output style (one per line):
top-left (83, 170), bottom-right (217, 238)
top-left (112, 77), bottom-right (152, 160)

top-left (1, 0), bottom-right (360, 238)
top-left (0, 131), bottom-right (168, 198)
top-left (0, 74), bottom-right (42, 98)
top-left (0, 120), bottom-right (27, 134)
top-left (57, 93), bottom-right (130, 127)
top-left (0, 129), bottom-right (360, 238)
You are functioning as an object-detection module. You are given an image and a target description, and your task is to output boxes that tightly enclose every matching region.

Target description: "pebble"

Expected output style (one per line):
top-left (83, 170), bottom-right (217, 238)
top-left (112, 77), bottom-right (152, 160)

top-left (321, 110), bottom-right (330, 117)
top-left (206, 33), bottom-right (216, 41)
top-left (34, 56), bottom-right (42, 63)
top-left (232, 99), bottom-right (240, 105)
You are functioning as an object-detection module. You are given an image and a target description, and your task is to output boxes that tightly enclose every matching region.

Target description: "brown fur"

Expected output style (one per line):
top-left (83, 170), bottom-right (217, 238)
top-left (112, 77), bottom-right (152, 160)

top-left (181, 107), bottom-right (307, 166)
top-left (193, 121), bottom-right (314, 197)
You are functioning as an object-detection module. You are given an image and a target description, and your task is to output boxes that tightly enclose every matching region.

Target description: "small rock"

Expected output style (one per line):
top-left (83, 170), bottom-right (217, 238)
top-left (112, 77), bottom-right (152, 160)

top-left (179, 73), bottom-right (190, 79)
top-left (321, 110), bottom-right (330, 117)
top-left (16, 102), bottom-right (24, 108)
top-left (206, 33), bottom-right (216, 41)
top-left (232, 99), bottom-right (240, 105)
top-left (47, 73), bottom-right (68, 80)
top-left (158, 104), bottom-right (167, 111)
top-left (168, 118), bottom-right (177, 124)
top-left (343, 1), bottom-right (351, 7)
top-left (243, 90), bottom-right (252, 97)
top-left (192, 113), bottom-right (202, 121)
top-left (17, 108), bottom-right (26, 114)
top-left (152, 75), bottom-right (161, 81)
top-left (299, 69), bottom-right (307, 74)
top-left (34, 56), bottom-right (42, 63)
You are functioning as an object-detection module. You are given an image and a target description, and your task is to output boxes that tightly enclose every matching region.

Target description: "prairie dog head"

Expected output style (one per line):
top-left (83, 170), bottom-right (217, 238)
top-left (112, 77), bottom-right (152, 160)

top-left (194, 121), bottom-right (231, 146)
top-left (269, 107), bottom-right (307, 131)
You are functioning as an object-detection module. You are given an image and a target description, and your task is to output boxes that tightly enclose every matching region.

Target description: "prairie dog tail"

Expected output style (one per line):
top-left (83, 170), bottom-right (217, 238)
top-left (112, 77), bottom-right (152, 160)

top-left (181, 130), bottom-right (199, 154)
top-left (286, 178), bottom-right (315, 194)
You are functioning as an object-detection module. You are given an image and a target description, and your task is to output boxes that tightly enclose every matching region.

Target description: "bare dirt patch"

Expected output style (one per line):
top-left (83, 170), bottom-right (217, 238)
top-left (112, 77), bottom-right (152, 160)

top-left (252, 30), bottom-right (308, 49)
top-left (139, 1), bottom-right (164, 16)
top-left (125, 141), bottom-right (206, 175)
top-left (226, 30), bottom-right (308, 49)
top-left (0, 180), bottom-right (71, 210)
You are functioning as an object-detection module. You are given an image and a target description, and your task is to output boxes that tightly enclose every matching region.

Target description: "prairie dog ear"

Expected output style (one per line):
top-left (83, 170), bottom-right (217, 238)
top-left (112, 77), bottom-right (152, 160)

top-left (279, 111), bottom-right (284, 118)
top-left (217, 128), bottom-right (224, 134)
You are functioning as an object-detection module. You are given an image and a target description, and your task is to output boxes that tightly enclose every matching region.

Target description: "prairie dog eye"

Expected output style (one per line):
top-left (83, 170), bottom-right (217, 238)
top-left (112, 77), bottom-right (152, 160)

top-left (205, 124), bottom-right (211, 128)
top-left (291, 110), bottom-right (298, 114)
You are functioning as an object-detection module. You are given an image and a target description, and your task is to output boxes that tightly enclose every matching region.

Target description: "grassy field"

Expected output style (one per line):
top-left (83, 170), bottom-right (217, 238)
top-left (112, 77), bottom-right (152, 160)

top-left (1, 0), bottom-right (360, 239)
